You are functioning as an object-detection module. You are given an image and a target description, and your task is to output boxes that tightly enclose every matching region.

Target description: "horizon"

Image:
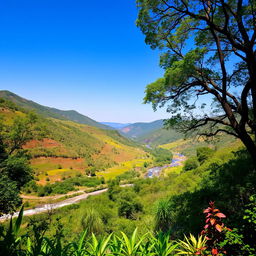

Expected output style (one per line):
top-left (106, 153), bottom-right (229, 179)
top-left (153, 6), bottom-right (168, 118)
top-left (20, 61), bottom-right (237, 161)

top-left (0, 89), bottom-right (165, 124)
top-left (0, 0), bottom-right (171, 123)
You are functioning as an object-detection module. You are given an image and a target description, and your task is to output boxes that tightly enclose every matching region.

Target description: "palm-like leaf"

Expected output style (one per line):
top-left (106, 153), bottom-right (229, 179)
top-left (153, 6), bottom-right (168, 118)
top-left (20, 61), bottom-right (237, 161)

top-left (176, 234), bottom-right (207, 255)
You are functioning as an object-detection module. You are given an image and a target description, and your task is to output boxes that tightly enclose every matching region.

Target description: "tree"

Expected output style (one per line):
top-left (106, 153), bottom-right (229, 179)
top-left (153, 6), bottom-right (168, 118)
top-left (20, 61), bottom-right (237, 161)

top-left (137, 0), bottom-right (256, 163)
top-left (196, 147), bottom-right (215, 164)
top-left (0, 112), bottom-right (39, 215)
top-left (183, 157), bottom-right (199, 171)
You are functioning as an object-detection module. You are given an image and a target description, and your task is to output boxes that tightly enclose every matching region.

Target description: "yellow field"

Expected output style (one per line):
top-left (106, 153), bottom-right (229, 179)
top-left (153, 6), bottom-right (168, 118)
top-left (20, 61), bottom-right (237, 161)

top-left (97, 158), bottom-right (150, 180)
top-left (159, 139), bottom-right (190, 150)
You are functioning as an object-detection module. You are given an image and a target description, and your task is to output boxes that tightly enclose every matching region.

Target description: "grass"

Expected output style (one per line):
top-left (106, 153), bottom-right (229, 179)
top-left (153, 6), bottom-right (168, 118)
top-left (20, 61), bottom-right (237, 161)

top-left (164, 165), bottom-right (183, 176)
top-left (97, 158), bottom-right (150, 180)
top-left (159, 135), bottom-right (241, 157)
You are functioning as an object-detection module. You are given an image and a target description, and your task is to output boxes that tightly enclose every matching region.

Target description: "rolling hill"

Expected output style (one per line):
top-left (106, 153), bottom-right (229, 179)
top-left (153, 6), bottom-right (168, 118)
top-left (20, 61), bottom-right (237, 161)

top-left (0, 95), bottom-right (148, 185)
top-left (0, 90), bottom-right (111, 130)
top-left (119, 119), bottom-right (183, 146)
top-left (120, 120), bottom-right (164, 139)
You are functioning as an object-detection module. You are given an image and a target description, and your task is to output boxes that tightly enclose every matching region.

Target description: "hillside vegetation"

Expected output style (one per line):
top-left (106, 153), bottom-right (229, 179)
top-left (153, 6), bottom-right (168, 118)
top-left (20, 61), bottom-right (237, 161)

top-left (0, 90), bottom-right (111, 129)
top-left (0, 97), bottom-right (148, 186)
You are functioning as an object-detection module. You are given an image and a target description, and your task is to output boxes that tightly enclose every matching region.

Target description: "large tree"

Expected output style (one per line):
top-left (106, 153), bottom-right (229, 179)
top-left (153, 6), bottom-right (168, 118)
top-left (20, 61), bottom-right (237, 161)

top-left (0, 112), bottom-right (39, 216)
top-left (137, 0), bottom-right (256, 162)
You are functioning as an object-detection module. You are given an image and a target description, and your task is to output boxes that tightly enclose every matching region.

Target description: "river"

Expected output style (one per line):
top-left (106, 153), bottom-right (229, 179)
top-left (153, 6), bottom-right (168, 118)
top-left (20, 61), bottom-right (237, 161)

top-left (146, 152), bottom-right (186, 178)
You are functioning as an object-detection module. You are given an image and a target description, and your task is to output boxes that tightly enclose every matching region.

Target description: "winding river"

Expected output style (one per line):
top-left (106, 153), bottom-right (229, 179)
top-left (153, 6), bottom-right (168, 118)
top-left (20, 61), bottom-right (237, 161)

top-left (146, 152), bottom-right (186, 178)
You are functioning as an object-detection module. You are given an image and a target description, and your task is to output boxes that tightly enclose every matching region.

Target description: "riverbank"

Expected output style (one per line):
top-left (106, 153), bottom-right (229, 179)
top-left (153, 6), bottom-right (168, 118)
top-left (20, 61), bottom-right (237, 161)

top-left (146, 152), bottom-right (186, 178)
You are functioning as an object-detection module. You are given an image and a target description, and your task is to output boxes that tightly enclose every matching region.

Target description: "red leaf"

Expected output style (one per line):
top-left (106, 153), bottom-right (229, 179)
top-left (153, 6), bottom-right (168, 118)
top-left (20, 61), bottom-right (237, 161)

top-left (204, 208), bottom-right (211, 213)
top-left (215, 224), bottom-right (222, 232)
top-left (215, 213), bottom-right (226, 218)
top-left (212, 248), bottom-right (218, 255)
top-left (210, 218), bottom-right (216, 226)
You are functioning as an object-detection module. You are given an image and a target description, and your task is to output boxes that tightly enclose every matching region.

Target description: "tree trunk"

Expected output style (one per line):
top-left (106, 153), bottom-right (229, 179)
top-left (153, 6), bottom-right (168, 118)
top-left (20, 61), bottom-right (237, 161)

top-left (239, 130), bottom-right (256, 166)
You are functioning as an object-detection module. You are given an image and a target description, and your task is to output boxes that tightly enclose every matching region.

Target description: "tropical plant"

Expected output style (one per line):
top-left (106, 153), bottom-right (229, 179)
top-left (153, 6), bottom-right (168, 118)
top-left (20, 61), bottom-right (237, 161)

top-left (151, 232), bottom-right (178, 256)
top-left (201, 201), bottom-right (230, 255)
top-left (118, 228), bottom-right (146, 256)
top-left (0, 206), bottom-right (24, 256)
top-left (176, 234), bottom-right (207, 255)
top-left (86, 233), bottom-right (112, 256)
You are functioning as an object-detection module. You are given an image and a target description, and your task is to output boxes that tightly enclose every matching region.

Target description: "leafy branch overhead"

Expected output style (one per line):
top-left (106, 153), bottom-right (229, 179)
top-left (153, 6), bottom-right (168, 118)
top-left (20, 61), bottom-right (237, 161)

top-left (137, 0), bottom-right (256, 161)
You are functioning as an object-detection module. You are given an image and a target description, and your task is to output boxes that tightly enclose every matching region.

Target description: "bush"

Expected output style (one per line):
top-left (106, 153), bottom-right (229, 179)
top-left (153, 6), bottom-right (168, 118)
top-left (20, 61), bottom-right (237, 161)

top-left (196, 147), bottom-right (215, 164)
top-left (118, 199), bottom-right (143, 219)
top-left (183, 157), bottom-right (199, 171)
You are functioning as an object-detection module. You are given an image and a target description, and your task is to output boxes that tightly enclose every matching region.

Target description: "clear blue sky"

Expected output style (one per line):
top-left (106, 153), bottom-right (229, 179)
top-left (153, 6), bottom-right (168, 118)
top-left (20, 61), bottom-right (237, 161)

top-left (0, 0), bottom-right (170, 123)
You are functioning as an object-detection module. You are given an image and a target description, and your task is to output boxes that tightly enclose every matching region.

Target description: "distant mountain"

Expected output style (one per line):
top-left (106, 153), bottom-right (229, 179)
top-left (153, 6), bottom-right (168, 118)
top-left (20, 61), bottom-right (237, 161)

top-left (120, 119), bottom-right (184, 146)
top-left (0, 90), bottom-right (111, 130)
top-left (120, 120), bottom-right (164, 138)
top-left (101, 122), bottom-right (131, 129)
top-left (137, 128), bottom-right (183, 146)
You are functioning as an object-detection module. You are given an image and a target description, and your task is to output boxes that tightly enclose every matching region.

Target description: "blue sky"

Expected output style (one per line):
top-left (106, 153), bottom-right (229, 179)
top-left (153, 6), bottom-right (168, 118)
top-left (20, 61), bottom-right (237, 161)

top-left (0, 0), bottom-right (171, 123)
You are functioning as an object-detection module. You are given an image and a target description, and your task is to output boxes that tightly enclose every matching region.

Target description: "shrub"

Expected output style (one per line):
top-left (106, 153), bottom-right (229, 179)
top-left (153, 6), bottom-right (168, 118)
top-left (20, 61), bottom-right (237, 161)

top-left (196, 147), bottom-right (215, 164)
top-left (183, 157), bottom-right (199, 171)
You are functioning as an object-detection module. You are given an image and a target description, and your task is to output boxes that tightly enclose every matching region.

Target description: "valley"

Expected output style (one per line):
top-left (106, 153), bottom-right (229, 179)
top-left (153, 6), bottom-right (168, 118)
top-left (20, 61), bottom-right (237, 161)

top-left (1, 1), bottom-right (256, 254)
top-left (0, 91), bottom-right (254, 255)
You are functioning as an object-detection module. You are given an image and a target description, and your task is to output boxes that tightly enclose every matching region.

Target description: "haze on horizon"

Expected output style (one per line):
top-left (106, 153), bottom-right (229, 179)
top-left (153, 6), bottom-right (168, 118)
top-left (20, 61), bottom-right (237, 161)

top-left (0, 0), bottom-right (172, 123)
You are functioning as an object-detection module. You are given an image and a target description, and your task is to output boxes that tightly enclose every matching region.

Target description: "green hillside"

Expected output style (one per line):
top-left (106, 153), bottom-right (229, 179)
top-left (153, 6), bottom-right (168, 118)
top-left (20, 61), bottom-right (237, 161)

top-left (0, 97), bottom-right (148, 186)
top-left (137, 127), bottom-right (183, 146)
top-left (0, 90), bottom-right (111, 129)
top-left (120, 119), bottom-right (164, 139)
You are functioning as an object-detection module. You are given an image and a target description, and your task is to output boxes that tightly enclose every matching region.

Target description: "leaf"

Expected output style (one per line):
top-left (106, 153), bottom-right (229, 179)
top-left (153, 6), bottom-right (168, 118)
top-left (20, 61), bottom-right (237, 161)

top-left (212, 248), bottom-right (218, 255)
top-left (203, 208), bottom-right (210, 213)
top-left (14, 205), bottom-right (24, 235)
top-left (215, 224), bottom-right (222, 232)
top-left (210, 218), bottom-right (216, 226)
top-left (215, 213), bottom-right (226, 218)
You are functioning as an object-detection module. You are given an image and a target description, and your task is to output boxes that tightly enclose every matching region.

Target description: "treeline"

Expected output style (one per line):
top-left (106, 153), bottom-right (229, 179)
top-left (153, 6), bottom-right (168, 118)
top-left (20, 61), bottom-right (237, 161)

top-left (24, 176), bottom-right (105, 196)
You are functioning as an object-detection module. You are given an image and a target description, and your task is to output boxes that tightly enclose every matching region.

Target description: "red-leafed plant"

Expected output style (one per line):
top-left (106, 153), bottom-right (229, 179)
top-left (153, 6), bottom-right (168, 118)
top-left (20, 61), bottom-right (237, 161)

top-left (201, 201), bottom-right (231, 255)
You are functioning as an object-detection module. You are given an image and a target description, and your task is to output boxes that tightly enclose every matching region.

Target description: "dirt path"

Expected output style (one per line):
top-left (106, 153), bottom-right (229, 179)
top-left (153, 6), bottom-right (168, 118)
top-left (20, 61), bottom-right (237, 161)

top-left (0, 184), bottom-right (132, 221)
top-left (21, 190), bottom-right (84, 200)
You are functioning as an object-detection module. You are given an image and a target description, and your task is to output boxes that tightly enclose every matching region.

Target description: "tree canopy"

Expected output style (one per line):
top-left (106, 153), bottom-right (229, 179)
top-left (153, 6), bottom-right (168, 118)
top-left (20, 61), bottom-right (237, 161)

top-left (137, 0), bottom-right (256, 161)
top-left (0, 112), bottom-right (39, 215)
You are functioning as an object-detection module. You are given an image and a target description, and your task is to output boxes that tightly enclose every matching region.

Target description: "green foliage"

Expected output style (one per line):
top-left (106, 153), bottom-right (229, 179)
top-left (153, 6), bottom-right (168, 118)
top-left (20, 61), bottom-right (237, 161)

top-left (118, 199), bottom-right (143, 220)
top-left (0, 90), bottom-right (110, 129)
top-left (2, 155), bottom-right (33, 189)
top-left (196, 147), bottom-right (215, 164)
top-left (0, 110), bottom-right (38, 215)
top-left (136, 0), bottom-right (256, 161)
top-left (177, 234), bottom-right (207, 255)
top-left (36, 176), bottom-right (103, 196)
top-left (154, 199), bottom-right (173, 233)
top-left (0, 206), bottom-right (24, 256)
top-left (0, 175), bottom-right (21, 216)
top-left (183, 157), bottom-right (199, 171)
top-left (150, 147), bottom-right (172, 165)
top-left (116, 170), bottom-right (139, 182)
top-left (81, 208), bottom-right (103, 235)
